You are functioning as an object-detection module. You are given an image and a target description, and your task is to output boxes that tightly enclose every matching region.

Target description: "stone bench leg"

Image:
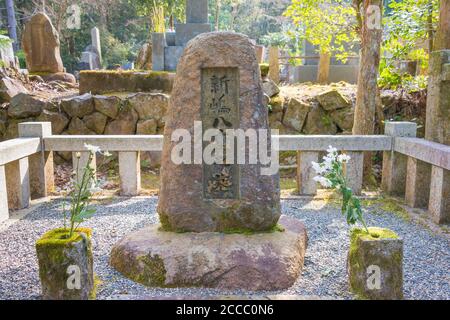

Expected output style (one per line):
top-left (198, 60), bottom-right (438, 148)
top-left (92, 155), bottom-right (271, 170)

top-left (72, 152), bottom-right (96, 185)
top-left (119, 151), bottom-right (141, 196)
top-left (5, 158), bottom-right (30, 210)
top-left (343, 151), bottom-right (363, 195)
top-left (382, 122), bottom-right (417, 196)
top-left (19, 122), bottom-right (54, 199)
top-left (296, 151), bottom-right (318, 195)
top-left (0, 165), bottom-right (8, 222)
top-left (382, 150), bottom-right (409, 196)
top-left (405, 157), bottom-right (431, 208)
top-left (428, 166), bottom-right (450, 224)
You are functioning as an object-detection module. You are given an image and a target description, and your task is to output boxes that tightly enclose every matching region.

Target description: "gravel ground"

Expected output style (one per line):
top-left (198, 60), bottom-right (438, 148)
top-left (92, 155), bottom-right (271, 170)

top-left (0, 197), bottom-right (448, 300)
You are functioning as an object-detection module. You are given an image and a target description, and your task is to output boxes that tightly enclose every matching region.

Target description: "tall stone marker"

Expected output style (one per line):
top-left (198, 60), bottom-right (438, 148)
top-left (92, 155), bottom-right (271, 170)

top-left (91, 27), bottom-right (102, 65)
top-left (158, 32), bottom-right (280, 233)
top-left (111, 32), bottom-right (307, 291)
top-left (22, 13), bottom-right (63, 73)
top-left (22, 13), bottom-right (76, 84)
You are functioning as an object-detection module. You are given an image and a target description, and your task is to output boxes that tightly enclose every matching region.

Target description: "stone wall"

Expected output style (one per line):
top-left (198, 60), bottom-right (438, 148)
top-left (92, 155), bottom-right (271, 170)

top-left (0, 82), bottom-right (426, 162)
top-left (79, 70), bottom-right (175, 94)
top-left (0, 92), bottom-right (169, 162)
top-left (266, 82), bottom-right (355, 135)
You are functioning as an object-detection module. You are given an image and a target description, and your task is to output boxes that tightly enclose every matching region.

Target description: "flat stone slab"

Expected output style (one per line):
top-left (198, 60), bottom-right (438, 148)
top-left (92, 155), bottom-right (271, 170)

top-left (110, 215), bottom-right (307, 291)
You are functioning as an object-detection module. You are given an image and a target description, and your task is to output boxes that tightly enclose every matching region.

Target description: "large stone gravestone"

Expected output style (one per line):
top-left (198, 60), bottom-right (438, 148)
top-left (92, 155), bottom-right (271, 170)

top-left (22, 13), bottom-right (75, 83)
top-left (158, 32), bottom-right (280, 233)
top-left (110, 32), bottom-right (307, 290)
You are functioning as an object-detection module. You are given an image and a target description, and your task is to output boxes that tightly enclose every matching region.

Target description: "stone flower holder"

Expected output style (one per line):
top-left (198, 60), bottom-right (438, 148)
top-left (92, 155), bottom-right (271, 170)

top-left (347, 227), bottom-right (403, 300)
top-left (36, 228), bottom-right (95, 300)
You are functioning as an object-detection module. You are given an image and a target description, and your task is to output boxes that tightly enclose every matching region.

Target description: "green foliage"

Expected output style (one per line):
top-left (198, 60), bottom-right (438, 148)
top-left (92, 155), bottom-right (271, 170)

top-left (62, 145), bottom-right (111, 238)
top-left (135, 0), bottom-right (186, 30)
top-left (150, 1), bottom-right (166, 33)
top-left (101, 33), bottom-right (137, 68)
top-left (0, 36), bottom-right (12, 49)
top-left (15, 50), bottom-right (27, 69)
top-left (284, 0), bottom-right (358, 60)
top-left (378, 60), bottom-right (428, 92)
top-left (312, 147), bottom-right (368, 232)
top-left (63, 151), bottom-right (97, 238)
top-left (261, 32), bottom-right (291, 48)
top-left (210, 0), bottom-right (286, 42)
top-left (381, 0), bottom-right (439, 85)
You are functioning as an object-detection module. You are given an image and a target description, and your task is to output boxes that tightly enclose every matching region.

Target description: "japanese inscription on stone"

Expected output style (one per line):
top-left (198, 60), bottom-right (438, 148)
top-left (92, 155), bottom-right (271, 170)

top-left (201, 67), bottom-right (240, 199)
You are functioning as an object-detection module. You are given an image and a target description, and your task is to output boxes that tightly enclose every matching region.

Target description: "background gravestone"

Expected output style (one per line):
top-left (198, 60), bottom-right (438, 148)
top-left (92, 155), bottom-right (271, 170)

top-left (22, 13), bottom-right (64, 73)
top-left (158, 32), bottom-right (281, 233)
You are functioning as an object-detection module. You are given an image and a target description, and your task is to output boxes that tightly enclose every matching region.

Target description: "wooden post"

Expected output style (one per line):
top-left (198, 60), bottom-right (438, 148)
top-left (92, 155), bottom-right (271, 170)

top-left (317, 51), bottom-right (330, 84)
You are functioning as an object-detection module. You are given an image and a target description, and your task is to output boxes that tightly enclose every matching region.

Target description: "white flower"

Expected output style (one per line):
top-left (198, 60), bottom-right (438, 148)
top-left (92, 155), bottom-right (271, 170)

top-left (327, 145), bottom-right (338, 154)
top-left (313, 176), bottom-right (332, 188)
top-left (322, 156), bottom-right (333, 170)
top-left (84, 143), bottom-right (101, 154)
top-left (337, 154), bottom-right (351, 163)
top-left (90, 186), bottom-right (102, 193)
top-left (103, 151), bottom-right (112, 157)
top-left (312, 161), bottom-right (327, 174)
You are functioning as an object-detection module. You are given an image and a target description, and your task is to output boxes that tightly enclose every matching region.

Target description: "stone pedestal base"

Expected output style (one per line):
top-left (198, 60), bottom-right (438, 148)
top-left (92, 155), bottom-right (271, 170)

top-left (41, 72), bottom-right (77, 84)
top-left (110, 215), bottom-right (307, 291)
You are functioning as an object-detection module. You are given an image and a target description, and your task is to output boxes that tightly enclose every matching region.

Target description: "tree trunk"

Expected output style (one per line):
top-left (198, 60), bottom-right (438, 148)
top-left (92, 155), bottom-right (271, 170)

top-left (215, 0), bottom-right (221, 31)
top-left (352, 0), bottom-right (383, 186)
top-left (317, 51), bottom-right (331, 84)
top-left (427, 0), bottom-right (434, 52)
top-left (433, 0), bottom-right (450, 51)
top-left (5, 0), bottom-right (18, 51)
top-left (425, 0), bottom-right (450, 146)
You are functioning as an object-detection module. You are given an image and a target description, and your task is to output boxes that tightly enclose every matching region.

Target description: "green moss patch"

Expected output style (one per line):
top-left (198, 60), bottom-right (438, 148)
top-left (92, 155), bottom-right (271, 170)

top-left (222, 223), bottom-right (285, 235)
top-left (260, 63), bottom-right (269, 77)
top-left (351, 227), bottom-right (399, 242)
top-left (36, 227), bottom-right (92, 248)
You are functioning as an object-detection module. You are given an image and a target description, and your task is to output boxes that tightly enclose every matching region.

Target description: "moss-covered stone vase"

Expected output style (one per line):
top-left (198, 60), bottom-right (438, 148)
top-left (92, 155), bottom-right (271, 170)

top-left (35, 228), bottom-right (95, 300)
top-left (347, 227), bottom-right (403, 300)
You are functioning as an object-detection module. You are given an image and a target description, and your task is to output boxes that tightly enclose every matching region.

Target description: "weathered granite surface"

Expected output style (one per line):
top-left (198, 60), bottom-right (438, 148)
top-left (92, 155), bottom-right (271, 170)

top-left (347, 227), bottom-right (403, 300)
top-left (22, 13), bottom-right (64, 73)
top-left (110, 215), bottom-right (307, 291)
top-left (158, 32), bottom-right (281, 232)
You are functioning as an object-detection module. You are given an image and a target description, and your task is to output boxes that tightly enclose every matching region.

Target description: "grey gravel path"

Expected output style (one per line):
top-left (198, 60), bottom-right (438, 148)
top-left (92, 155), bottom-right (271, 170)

top-left (0, 197), bottom-right (448, 300)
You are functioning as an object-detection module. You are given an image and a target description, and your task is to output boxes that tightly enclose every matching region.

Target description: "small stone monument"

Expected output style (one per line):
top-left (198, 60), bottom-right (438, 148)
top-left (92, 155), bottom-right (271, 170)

top-left (110, 32), bottom-right (307, 291)
top-left (22, 13), bottom-right (76, 83)
top-left (91, 27), bottom-right (102, 65)
top-left (79, 27), bottom-right (102, 70)
top-left (152, 0), bottom-right (211, 71)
